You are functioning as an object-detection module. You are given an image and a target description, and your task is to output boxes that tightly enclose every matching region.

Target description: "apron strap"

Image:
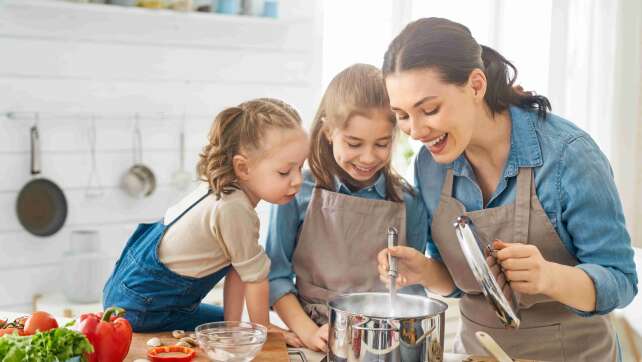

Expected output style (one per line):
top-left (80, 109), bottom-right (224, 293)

top-left (167, 189), bottom-right (213, 228)
top-left (441, 168), bottom-right (455, 197)
top-left (513, 168), bottom-right (532, 243)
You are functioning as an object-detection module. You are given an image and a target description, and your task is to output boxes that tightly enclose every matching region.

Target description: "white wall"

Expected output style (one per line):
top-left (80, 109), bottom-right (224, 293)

top-left (0, 0), bottom-right (323, 311)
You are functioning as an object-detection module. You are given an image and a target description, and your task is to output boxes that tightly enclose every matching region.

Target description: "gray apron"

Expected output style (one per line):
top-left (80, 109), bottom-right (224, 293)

top-left (431, 167), bottom-right (617, 361)
top-left (292, 186), bottom-right (407, 325)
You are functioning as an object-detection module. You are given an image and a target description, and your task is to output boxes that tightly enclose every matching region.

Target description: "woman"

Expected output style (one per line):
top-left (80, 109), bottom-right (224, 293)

top-left (377, 17), bottom-right (638, 361)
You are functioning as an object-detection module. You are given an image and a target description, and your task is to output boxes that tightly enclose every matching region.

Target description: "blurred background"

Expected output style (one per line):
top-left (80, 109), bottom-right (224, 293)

top-left (0, 0), bottom-right (640, 356)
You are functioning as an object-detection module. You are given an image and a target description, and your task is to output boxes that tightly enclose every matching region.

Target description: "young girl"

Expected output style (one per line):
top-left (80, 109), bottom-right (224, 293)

top-left (266, 64), bottom-right (429, 352)
top-left (103, 98), bottom-right (309, 332)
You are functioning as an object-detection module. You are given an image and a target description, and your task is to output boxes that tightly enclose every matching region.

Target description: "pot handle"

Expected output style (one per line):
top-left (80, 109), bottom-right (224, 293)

top-left (413, 324), bottom-right (436, 344)
top-left (30, 125), bottom-right (41, 176)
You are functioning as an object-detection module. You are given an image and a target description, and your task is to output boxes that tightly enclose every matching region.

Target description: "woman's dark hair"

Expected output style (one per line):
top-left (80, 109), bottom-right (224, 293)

top-left (382, 17), bottom-right (551, 119)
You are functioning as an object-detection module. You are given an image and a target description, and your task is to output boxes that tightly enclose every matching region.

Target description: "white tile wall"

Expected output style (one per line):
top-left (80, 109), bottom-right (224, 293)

top-left (0, 0), bottom-right (323, 311)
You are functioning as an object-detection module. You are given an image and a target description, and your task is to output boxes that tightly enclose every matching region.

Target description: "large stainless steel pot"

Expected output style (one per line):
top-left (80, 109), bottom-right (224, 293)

top-left (328, 292), bottom-right (447, 362)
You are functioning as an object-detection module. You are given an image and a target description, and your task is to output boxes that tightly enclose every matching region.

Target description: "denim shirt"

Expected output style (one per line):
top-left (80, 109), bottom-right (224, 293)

top-left (414, 105), bottom-right (638, 316)
top-left (266, 170), bottom-right (429, 306)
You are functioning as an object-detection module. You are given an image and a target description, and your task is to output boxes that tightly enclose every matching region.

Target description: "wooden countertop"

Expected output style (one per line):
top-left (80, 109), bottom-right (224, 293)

top-left (125, 331), bottom-right (289, 362)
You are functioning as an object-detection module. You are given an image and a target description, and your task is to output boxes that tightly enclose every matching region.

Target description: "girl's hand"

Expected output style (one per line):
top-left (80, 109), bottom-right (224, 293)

top-left (377, 246), bottom-right (430, 288)
top-left (302, 323), bottom-right (329, 353)
top-left (268, 324), bottom-right (304, 348)
top-left (493, 240), bottom-right (554, 296)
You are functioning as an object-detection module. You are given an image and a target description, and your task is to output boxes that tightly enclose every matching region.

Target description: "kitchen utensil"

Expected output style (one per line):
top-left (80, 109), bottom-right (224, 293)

top-left (454, 215), bottom-right (521, 328)
top-left (172, 118), bottom-right (192, 191)
top-left (85, 116), bottom-right (104, 198)
top-left (121, 117), bottom-right (156, 198)
top-left (475, 331), bottom-right (513, 362)
top-left (16, 124), bottom-right (68, 237)
top-left (328, 292), bottom-right (447, 361)
top-left (387, 226), bottom-right (398, 308)
top-left (195, 321), bottom-right (267, 361)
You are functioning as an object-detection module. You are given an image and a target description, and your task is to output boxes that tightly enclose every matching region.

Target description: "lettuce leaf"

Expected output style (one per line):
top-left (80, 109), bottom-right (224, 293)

top-left (0, 328), bottom-right (93, 362)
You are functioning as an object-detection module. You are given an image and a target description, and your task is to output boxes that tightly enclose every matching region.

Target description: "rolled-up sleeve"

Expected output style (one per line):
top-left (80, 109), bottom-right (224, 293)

top-left (265, 199), bottom-right (301, 306)
top-left (216, 201), bottom-right (271, 283)
top-left (560, 135), bottom-right (638, 315)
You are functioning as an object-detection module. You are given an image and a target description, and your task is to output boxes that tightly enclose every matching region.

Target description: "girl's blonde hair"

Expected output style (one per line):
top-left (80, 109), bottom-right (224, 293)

top-left (197, 98), bottom-right (302, 199)
top-left (308, 63), bottom-right (412, 202)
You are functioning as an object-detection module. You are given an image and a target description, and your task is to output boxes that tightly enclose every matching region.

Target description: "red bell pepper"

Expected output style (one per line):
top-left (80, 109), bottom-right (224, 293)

top-left (77, 306), bottom-right (133, 362)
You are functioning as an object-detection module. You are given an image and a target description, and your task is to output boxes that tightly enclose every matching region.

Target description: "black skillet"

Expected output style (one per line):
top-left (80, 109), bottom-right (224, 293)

top-left (16, 126), bottom-right (68, 236)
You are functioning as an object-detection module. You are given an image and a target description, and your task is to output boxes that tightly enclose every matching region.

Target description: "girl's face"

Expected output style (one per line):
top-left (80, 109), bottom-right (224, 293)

top-left (237, 128), bottom-right (309, 206)
top-left (385, 68), bottom-right (482, 164)
top-left (327, 111), bottom-right (394, 184)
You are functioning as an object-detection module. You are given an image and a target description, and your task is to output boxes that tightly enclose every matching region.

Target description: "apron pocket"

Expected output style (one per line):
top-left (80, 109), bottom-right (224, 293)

top-left (459, 310), bottom-right (564, 361)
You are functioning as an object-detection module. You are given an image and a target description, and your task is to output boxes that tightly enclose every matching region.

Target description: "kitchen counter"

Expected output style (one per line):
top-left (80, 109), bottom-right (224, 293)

top-left (0, 311), bottom-right (516, 362)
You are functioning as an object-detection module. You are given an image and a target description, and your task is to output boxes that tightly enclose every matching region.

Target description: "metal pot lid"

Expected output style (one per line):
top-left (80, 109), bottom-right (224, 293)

top-left (453, 215), bottom-right (521, 328)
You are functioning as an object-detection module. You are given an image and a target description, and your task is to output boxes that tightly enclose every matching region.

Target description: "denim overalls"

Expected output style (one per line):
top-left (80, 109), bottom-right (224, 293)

top-left (103, 190), bottom-right (231, 332)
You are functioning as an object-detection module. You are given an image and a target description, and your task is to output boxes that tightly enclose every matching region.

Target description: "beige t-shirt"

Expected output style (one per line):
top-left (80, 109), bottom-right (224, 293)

top-left (158, 183), bottom-right (270, 282)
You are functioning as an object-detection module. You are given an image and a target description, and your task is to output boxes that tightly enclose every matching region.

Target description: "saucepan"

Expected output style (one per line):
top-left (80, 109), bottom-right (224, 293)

top-left (121, 119), bottom-right (156, 198)
top-left (328, 292), bottom-right (447, 361)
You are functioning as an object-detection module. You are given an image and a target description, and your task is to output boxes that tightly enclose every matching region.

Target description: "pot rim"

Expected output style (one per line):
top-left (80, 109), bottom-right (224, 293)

top-left (328, 292), bottom-right (448, 320)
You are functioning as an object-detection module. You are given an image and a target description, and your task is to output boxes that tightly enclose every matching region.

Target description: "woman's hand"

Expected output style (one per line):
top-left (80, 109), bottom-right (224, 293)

top-left (377, 246), bottom-right (430, 288)
top-left (301, 323), bottom-right (329, 353)
top-left (493, 240), bottom-right (554, 295)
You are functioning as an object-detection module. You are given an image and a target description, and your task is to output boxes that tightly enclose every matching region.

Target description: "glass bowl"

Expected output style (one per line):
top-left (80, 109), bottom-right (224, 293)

top-left (195, 321), bottom-right (267, 362)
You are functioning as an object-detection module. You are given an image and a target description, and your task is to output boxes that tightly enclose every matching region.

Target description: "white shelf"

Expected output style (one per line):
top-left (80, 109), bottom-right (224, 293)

top-left (4, 0), bottom-right (309, 24)
top-left (0, 0), bottom-right (314, 53)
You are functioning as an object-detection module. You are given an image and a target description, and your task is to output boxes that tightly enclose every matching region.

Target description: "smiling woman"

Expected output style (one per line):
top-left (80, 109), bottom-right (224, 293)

top-left (376, 17), bottom-right (638, 362)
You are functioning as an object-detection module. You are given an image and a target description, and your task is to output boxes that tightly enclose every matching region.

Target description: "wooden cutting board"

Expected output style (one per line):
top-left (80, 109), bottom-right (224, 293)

top-left (125, 331), bottom-right (288, 361)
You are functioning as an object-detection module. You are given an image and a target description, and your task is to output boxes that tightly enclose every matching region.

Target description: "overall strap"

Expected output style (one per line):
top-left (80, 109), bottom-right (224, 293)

top-left (168, 189), bottom-right (213, 228)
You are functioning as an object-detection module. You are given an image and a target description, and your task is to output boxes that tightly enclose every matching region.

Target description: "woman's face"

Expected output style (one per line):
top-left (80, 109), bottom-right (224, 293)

top-left (385, 68), bottom-right (481, 164)
top-left (327, 111), bottom-right (394, 184)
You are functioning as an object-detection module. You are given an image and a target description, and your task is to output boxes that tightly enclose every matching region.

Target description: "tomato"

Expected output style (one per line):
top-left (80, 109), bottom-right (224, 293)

top-left (23, 311), bottom-right (58, 335)
top-left (0, 328), bottom-right (25, 337)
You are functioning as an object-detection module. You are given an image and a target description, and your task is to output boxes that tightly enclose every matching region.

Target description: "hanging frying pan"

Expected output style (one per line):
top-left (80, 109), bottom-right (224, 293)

top-left (16, 126), bottom-right (68, 237)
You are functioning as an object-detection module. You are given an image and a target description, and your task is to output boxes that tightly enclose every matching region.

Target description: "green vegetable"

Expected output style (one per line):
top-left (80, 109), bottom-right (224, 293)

top-left (0, 327), bottom-right (93, 362)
